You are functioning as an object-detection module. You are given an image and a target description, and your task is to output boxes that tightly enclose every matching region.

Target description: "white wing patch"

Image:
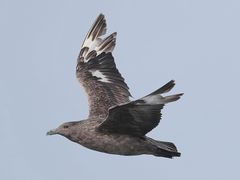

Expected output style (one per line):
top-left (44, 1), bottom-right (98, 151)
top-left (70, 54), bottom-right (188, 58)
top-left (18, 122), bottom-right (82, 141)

top-left (90, 70), bottom-right (110, 83)
top-left (141, 95), bottom-right (164, 105)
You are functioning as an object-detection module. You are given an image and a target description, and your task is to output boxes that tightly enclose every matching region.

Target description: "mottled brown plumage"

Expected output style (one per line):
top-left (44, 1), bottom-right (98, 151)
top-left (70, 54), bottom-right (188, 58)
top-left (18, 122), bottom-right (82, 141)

top-left (47, 14), bottom-right (183, 158)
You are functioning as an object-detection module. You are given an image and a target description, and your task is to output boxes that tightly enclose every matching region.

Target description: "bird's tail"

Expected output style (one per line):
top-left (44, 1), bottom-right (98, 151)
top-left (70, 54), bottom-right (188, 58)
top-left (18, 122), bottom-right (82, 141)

top-left (140, 80), bottom-right (183, 105)
top-left (155, 141), bottom-right (181, 158)
top-left (148, 138), bottom-right (181, 158)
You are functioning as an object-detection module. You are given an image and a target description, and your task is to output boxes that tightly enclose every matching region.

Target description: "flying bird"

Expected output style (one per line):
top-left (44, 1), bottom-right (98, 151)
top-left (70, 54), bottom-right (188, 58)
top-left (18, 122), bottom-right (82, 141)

top-left (47, 14), bottom-right (183, 158)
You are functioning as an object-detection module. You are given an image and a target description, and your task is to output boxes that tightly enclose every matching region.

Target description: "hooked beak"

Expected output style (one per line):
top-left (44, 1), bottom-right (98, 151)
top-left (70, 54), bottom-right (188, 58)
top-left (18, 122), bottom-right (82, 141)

top-left (46, 128), bottom-right (58, 136)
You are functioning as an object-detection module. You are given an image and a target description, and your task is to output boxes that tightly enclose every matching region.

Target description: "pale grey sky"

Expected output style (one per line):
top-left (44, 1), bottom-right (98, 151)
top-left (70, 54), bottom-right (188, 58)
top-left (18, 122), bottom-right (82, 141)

top-left (1, 0), bottom-right (240, 179)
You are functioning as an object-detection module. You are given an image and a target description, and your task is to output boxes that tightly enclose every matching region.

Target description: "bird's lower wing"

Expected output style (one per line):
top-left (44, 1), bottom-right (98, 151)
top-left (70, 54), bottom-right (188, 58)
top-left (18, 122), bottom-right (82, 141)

top-left (98, 80), bottom-right (183, 136)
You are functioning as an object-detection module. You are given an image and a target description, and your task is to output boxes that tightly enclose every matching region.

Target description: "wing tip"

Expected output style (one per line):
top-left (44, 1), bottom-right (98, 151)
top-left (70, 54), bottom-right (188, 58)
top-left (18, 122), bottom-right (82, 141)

top-left (147, 80), bottom-right (176, 96)
top-left (79, 14), bottom-right (118, 63)
top-left (163, 93), bottom-right (183, 103)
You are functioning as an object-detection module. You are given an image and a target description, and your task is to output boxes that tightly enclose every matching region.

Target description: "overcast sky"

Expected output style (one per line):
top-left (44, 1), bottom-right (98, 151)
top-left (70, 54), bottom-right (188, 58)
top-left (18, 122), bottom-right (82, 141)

top-left (1, 0), bottom-right (240, 179)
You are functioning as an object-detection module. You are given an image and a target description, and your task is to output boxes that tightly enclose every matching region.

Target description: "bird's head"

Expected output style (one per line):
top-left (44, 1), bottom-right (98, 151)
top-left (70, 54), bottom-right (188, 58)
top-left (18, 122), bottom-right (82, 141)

top-left (47, 121), bottom-right (78, 138)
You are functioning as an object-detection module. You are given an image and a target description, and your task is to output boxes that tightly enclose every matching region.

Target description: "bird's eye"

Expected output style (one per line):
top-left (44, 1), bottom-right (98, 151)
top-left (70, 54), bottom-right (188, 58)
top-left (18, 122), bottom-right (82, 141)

top-left (63, 125), bottom-right (69, 129)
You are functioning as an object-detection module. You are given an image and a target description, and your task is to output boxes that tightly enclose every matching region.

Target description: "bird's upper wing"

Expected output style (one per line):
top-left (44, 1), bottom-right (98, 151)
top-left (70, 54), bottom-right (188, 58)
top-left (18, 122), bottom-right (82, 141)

top-left (76, 14), bottom-right (131, 118)
top-left (98, 80), bottom-right (183, 136)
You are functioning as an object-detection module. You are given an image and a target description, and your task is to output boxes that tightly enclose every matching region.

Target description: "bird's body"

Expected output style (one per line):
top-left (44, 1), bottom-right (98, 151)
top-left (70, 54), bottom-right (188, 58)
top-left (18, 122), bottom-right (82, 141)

top-left (59, 119), bottom-right (180, 157)
top-left (47, 14), bottom-right (183, 158)
top-left (65, 119), bottom-right (150, 156)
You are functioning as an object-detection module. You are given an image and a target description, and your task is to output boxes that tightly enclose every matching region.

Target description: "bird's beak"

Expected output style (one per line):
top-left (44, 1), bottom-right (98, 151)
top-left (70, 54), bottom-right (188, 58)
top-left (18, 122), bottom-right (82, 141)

top-left (46, 128), bottom-right (58, 136)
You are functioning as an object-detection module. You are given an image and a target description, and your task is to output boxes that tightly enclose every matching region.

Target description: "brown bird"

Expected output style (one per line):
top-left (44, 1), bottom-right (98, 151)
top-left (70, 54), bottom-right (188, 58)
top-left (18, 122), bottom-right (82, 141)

top-left (47, 14), bottom-right (183, 158)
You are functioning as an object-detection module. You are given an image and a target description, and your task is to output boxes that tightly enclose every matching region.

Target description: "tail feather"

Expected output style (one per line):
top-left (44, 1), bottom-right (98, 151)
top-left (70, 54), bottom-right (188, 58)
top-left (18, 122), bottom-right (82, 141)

top-left (156, 140), bottom-right (178, 152)
top-left (155, 148), bottom-right (181, 158)
top-left (147, 138), bottom-right (181, 158)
